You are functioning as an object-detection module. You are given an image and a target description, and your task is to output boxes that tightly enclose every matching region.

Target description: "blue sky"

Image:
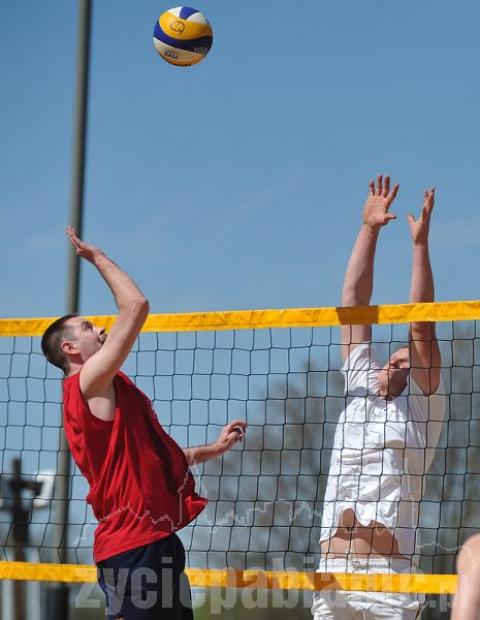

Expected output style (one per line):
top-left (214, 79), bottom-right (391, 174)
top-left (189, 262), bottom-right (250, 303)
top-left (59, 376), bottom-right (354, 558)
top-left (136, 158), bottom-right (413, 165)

top-left (1, 0), bottom-right (480, 318)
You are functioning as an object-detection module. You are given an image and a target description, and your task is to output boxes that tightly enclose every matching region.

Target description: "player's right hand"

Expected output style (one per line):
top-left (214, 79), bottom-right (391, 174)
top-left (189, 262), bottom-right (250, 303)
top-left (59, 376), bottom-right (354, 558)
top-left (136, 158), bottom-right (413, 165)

top-left (66, 226), bottom-right (104, 264)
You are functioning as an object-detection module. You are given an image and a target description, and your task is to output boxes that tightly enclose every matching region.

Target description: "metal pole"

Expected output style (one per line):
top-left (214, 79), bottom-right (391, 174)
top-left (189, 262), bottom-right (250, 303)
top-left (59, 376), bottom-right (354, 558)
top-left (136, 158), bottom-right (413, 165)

top-left (46, 1), bottom-right (92, 617)
top-left (67, 0), bottom-right (92, 312)
top-left (12, 458), bottom-right (27, 620)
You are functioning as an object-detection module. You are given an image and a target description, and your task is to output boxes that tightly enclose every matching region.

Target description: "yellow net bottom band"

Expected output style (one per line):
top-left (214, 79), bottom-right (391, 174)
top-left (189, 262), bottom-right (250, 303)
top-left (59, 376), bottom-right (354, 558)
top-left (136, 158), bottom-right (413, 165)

top-left (0, 562), bottom-right (457, 595)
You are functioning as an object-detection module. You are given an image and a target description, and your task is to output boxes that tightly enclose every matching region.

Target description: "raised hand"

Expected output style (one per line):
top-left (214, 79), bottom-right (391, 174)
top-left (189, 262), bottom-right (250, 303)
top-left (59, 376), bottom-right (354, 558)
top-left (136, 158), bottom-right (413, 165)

top-left (66, 226), bottom-right (104, 264)
top-left (363, 174), bottom-right (399, 229)
top-left (407, 188), bottom-right (435, 246)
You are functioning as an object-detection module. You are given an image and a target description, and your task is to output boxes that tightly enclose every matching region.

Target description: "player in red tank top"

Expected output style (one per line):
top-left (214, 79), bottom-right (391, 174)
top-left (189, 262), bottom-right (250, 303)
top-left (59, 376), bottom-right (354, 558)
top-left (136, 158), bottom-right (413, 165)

top-left (41, 227), bottom-right (247, 619)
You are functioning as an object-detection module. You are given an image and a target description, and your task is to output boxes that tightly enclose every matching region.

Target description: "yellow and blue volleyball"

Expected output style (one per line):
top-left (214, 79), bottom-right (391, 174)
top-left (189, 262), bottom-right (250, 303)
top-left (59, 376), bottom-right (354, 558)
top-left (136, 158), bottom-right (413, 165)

top-left (153, 7), bottom-right (213, 67)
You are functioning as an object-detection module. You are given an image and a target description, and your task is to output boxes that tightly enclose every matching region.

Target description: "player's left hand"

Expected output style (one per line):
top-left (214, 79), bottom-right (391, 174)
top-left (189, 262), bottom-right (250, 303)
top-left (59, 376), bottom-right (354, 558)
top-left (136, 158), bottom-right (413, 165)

top-left (215, 420), bottom-right (247, 454)
top-left (363, 174), bottom-right (399, 229)
top-left (407, 188), bottom-right (435, 246)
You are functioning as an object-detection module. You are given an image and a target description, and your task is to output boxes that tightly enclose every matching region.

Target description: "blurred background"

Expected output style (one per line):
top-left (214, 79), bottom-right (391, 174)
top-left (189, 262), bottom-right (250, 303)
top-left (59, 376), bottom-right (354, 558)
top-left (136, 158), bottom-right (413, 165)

top-left (1, 0), bottom-right (480, 317)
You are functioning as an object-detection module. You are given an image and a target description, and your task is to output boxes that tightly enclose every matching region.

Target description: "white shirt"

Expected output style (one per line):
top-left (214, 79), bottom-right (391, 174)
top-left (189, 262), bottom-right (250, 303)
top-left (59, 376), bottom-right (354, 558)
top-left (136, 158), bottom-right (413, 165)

top-left (320, 343), bottom-right (446, 559)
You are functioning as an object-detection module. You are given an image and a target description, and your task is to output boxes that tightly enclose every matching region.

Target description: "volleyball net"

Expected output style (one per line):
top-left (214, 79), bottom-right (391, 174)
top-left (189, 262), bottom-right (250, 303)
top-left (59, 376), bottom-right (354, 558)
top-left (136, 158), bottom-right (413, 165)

top-left (1, 301), bottom-right (480, 594)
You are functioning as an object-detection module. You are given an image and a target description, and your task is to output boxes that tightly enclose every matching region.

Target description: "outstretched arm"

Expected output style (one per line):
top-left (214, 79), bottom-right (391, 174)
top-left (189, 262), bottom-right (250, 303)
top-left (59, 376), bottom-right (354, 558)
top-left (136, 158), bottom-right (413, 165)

top-left (184, 420), bottom-right (247, 466)
top-left (408, 189), bottom-right (441, 394)
top-left (451, 534), bottom-right (480, 620)
top-left (66, 227), bottom-right (149, 399)
top-left (341, 175), bottom-right (399, 361)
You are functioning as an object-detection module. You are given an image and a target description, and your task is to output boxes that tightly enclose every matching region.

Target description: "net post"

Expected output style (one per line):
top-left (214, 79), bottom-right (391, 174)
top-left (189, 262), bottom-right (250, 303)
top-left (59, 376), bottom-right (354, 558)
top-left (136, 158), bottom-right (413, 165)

top-left (12, 457), bottom-right (26, 620)
top-left (45, 0), bottom-right (92, 617)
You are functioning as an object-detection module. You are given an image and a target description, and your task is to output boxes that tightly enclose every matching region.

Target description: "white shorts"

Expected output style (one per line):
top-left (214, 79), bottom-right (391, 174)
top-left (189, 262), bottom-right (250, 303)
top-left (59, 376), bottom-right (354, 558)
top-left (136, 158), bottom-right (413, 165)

top-left (311, 557), bottom-right (425, 620)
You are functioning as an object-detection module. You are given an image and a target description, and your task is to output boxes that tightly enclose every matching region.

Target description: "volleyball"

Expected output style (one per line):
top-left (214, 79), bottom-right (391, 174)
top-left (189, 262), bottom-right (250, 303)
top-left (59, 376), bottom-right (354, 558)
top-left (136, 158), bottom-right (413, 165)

top-left (153, 6), bottom-right (213, 67)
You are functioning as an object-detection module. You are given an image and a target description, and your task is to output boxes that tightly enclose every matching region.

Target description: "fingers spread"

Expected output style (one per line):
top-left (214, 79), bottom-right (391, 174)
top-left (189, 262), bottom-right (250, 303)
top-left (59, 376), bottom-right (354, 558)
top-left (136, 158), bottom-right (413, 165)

top-left (385, 183), bottom-right (400, 208)
top-left (376, 174), bottom-right (383, 196)
top-left (383, 176), bottom-right (390, 197)
top-left (369, 180), bottom-right (375, 196)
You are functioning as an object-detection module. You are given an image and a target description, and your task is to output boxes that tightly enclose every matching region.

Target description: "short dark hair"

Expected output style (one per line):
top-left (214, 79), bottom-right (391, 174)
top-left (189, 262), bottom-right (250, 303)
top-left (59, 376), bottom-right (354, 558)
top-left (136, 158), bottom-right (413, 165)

top-left (41, 314), bottom-right (78, 374)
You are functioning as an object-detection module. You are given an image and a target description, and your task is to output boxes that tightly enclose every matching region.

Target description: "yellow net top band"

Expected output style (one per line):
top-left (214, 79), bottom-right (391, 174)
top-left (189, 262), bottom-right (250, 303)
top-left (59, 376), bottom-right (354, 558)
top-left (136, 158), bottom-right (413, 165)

top-left (1, 300), bottom-right (480, 337)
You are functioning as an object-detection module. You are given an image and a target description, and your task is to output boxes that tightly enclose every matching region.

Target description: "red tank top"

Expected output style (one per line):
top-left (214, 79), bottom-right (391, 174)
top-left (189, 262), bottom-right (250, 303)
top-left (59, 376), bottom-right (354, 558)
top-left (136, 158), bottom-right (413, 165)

top-left (63, 371), bottom-right (207, 563)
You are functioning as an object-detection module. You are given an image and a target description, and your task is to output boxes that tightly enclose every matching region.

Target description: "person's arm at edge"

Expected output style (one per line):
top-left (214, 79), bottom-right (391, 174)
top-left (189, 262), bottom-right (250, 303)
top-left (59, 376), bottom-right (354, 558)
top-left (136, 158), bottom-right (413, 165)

top-left (184, 420), bottom-right (247, 466)
top-left (408, 189), bottom-right (441, 394)
top-left (66, 227), bottom-right (149, 399)
top-left (451, 534), bottom-right (480, 620)
top-left (340, 175), bottom-right (399, 361)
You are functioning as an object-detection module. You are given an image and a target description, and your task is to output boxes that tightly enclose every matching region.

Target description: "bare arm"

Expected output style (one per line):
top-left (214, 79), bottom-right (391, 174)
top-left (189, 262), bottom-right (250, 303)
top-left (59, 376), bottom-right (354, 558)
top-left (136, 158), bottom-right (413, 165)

top-left (407, 189), bottom-right (441, 394)
top-left (451, 534), bottom-right (480, 620)
top-left (341, 175), bottom-right (399, 361)
top-left (66, 227), bottom-right (150, 399)
top-left (184, 420), bottom-right (247, 466)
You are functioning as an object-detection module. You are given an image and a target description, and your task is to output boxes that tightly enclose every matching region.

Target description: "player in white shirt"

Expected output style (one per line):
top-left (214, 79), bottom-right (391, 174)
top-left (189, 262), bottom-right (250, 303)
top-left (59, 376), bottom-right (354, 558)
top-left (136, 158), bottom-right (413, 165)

top-left (312, 176), bottom-right (446, 619)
